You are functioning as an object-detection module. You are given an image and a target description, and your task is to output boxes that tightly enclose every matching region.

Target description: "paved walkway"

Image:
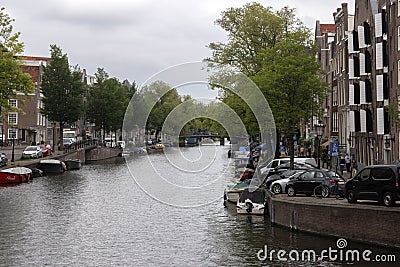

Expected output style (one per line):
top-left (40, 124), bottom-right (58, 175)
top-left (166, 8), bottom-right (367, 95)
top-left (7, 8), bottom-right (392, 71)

top-left (0, 145), bottom-right (65, 170)
top-left (274, 194), bottom-right (400, 211)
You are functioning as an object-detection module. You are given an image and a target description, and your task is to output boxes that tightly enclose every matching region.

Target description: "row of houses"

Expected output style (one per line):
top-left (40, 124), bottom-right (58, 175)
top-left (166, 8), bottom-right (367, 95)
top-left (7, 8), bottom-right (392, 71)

top-left (2, 56), bottom-right (96, 147)
top-left (315, 0), bottom-right (400, 165)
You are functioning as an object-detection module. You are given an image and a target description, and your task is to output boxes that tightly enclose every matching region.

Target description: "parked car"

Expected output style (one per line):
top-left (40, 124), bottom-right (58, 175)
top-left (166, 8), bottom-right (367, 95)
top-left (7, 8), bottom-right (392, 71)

top-left (63, 138), bottom-right (75, 148)
top-left (22, 146), bottom-right (43, 158)
top-left (264, 162), bottom-right (316, 187)
top-left (270, 171), bottom-right (306, 194)
top-left (39, 145), bottom-right (52, 157)
top-left (0, 153), bottom-right (8, 167)
top-left (259, 157), bottom-right (317, 174)
top-left (345, 165), bottom-right (400, 207)
top-left (285, 169), bottom-right (345, 197)
top-left (264, 168), bottom-right (310, 189)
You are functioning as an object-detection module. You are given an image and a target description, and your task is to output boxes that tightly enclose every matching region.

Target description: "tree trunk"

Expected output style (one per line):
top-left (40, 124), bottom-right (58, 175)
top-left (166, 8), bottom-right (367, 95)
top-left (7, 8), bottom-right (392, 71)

top-left (59, 123), bottom-right (64, 151)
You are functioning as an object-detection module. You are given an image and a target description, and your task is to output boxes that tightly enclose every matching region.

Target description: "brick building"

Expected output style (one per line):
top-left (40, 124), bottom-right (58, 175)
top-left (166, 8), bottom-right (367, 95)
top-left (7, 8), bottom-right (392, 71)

top-left (316, 1), bottom-right (400, 165)
top-left (2, 56), bottom-right (50, 146)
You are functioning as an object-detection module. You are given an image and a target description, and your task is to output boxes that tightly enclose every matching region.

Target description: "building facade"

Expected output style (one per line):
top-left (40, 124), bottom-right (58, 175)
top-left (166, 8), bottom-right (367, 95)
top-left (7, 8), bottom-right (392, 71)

top-left (316, 0), bottom-right (400, 165)
top-left (2, 56), bottom-right (50, 145)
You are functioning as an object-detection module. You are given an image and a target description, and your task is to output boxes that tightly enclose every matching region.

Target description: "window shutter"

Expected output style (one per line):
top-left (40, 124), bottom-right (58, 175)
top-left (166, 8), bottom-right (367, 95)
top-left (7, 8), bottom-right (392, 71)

top-left (376, 42), bottom-right (383, 70)
top-left (360, 109), bottom-right (367, 133)
top-left (349, 58), bottom-right (354, 78)
top-left (376, 74), bottom-right (384, 101)
top-left (377, 108), bottom-right (385, 135)
top-left (360, 53), bottom-right (365, 75)
top-left (349, 84), bottom-right (354, 105)
top-left (358, 26), bottom-right (366, 48)
top-left (348, 32), bottom-right (354, 53)
top-left (350, 111), bottom-right (355, 132)
top-left (360, 81), bottom-right (366, 104)
top-left (375, 13), bottom-right (383, 37)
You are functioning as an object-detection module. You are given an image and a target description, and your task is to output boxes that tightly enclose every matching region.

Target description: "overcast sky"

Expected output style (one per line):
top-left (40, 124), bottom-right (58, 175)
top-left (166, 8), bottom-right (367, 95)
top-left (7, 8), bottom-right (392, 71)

top-left (2, 0), bottom-right (354, 86)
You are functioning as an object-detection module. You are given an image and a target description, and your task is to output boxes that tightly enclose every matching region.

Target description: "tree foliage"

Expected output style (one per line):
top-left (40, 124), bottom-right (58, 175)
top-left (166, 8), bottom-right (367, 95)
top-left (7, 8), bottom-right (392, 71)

top-left (0, 7), bottom-right (34, 113)
top-left (41, 45), bottom-right (84, 149)
top-left (86, 68), bottom-right (129, 140)
top-left (208, 3), bottom-right (327, 163)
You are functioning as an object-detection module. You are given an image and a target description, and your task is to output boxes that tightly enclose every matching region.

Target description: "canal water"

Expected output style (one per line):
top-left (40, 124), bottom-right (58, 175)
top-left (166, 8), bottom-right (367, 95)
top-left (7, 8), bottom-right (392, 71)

top-left (0, 145), bottom-right (398, 266)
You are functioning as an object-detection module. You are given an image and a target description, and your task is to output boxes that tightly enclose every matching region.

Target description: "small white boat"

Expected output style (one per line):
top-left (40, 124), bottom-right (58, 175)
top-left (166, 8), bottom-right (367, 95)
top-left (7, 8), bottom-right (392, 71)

top-left (236, 188), bottom-right (266, 215)
top-left (38, 159), bottom-right (67, 174)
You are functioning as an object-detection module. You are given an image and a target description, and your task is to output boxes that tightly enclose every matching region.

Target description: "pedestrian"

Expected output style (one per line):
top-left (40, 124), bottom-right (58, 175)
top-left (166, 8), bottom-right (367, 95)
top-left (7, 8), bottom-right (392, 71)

top-left (345, 154), bottom-right (351, 172)
top-left (339, 156), bottom-right (345, 175)
top-left (352, 159), bottom-right (358, 176)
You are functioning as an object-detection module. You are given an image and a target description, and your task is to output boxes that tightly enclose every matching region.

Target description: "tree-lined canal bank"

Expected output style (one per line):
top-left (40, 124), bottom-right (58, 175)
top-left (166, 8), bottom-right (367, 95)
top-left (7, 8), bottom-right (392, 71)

top-left (0, 146), bottom-right (398, 266)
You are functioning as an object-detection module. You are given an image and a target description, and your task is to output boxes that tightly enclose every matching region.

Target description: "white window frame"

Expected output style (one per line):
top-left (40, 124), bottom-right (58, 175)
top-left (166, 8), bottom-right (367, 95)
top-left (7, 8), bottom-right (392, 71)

top-left (8, 128), bottom-right (17, 139)
top-left (360, 109), bottom-right (367, 133)
top-left (9, 99), bottom-right (18, 108)
top-left (8, 112), bottom-right (18, 125)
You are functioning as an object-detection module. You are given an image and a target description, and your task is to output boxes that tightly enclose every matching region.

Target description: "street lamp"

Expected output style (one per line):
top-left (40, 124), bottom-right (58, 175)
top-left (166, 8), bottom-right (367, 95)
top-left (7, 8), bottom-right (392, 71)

top-left (314, 122), bottom-right (325, 169)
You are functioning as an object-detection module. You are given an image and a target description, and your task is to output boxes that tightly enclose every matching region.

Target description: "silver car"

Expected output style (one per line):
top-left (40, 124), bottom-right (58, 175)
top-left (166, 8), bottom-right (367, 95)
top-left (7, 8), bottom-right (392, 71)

top-left (23, 145), bottom-right (43, 158)
top-left (270, 171), bottom-right (305, 194)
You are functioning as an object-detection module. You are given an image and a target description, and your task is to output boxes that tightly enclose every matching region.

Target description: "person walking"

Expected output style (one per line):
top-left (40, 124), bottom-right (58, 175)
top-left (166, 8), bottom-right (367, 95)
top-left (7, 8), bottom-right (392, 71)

top-left (345, 154), bottom-right (351, 172)
top-left (352, 159), bottom-right (358, 176)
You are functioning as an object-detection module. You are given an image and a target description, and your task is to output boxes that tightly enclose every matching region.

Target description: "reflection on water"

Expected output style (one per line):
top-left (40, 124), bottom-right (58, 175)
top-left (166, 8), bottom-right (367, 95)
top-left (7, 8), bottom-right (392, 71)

top-left (0, 146), bottom-right (398, 266)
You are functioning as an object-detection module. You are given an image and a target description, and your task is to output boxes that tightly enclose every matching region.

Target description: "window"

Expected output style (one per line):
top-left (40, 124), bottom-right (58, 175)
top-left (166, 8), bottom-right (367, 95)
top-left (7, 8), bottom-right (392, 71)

top-left (8, 128), bottom-right (17, 139)
top-left (359, 169), bottom-right (371, 181)
top-left (302, 172), bottom-right (315, 180)
top-left (8, 112), bottom-right (17, 125)
top-left (9, 99), bottom-right (17, 107)
top-left (315, 172), bottom-right (324, 178)
top-left (371, 168), bottom-right (395, 180)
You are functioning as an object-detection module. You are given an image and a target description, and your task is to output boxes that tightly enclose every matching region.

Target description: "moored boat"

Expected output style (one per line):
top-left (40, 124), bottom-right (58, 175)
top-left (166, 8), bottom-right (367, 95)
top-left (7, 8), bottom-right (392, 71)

top-left (236, 188), bottom-right (266, 215)
top-left (38, 159), bottom-right (67, 174)
top-left (0, 167), bottom-right (32, 184)
top-left (64, 159), bottom-right (81, 170)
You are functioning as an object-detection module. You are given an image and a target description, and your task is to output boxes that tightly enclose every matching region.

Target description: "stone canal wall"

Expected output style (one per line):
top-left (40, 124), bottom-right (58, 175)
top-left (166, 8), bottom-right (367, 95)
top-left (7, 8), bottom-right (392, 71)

top-left (267, 193), bottom-right (400, 248)
top-left (84, 147), bottom-right (122, 162)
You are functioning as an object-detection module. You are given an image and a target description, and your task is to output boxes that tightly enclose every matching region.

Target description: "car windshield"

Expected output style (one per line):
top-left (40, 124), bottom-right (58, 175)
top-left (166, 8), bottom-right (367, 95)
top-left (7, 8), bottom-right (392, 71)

top-left (25, 146), bottom-right (37, 151)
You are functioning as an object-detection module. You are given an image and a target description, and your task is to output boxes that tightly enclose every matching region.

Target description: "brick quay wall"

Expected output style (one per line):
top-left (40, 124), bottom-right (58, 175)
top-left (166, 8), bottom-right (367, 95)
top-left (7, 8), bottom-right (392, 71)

top-left (267, 193), bottom-right (400, 248)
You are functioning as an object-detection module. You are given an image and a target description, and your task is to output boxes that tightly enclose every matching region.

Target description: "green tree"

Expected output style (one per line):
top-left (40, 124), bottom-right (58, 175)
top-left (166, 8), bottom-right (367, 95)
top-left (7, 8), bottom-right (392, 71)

top-left (145, 81), bottom-right (182, 140)
top-left (41, 45), bottom-right (84, 150)
top-left (0, 7), bottom-right (34, 114)
top-left (86, 68), bottom-right (129, 142)
top-left (208, 3), bottom-right (326, 165)
top-left (254, 40), bottom-right (326, 166)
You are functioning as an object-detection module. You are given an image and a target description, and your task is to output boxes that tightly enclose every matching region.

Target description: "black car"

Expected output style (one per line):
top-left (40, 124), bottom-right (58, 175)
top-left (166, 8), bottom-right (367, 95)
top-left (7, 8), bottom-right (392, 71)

top-left (286, 169), bottom-right (345, 197)
top-left (345, 165), bottom-right (400, 207)
top-left (264, 169), bottom-right (308, 189)
top-left (264, 162), bottom-right (316, 187)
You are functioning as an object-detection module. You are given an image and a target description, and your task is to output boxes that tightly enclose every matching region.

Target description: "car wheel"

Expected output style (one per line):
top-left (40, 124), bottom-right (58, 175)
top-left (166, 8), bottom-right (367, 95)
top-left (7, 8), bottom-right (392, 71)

top-left (346, 190), bottom-right (357, 203)
top-left (321, 186), bottom-right (330, 198)
top-left (272, 184), bottom-right (282, 194)
top-left (287, 186), bottom-right (296, 197)
top-left (382, 192), bottom-right (395, 207)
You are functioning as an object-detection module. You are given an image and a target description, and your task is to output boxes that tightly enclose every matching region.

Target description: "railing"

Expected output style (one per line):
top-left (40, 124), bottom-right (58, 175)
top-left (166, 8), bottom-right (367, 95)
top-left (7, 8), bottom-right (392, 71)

top-left (63, 139), bottom-right (101, 153)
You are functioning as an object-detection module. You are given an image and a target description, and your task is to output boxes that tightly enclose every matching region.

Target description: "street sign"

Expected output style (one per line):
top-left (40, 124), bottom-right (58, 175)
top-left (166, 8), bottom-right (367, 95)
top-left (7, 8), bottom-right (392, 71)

top-left (330, 141), bottom-right (339, 157)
